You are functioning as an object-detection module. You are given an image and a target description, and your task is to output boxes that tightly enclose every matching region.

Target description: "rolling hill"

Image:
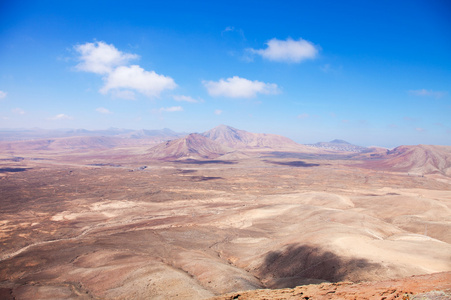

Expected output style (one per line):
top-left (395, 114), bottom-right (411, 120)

top-left (366, 144), bottom-right (451, 176)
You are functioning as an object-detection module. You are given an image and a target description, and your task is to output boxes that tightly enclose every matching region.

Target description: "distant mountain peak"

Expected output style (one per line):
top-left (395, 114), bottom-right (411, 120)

top-left (215, 124), bottom-right (233, 129)
top-left (202, 125), bottom-right (302, 150)
top-left (330, 139), bottom-right (350, 144)
top-left (307, 139), bottom-right (367, 153)
top-left (147, 133), bottom-right (231, 160)
top-left (210, 124), bottom-right (240, 133)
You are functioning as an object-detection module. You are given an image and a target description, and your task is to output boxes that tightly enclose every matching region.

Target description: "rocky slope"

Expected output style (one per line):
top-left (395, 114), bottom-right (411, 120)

top-left (202, 124), bottom-right (303, 150)
top-left (366, 145), bottom-right (451, 176)
top-left (146, 133), bottom-right (232, 160)
top-left (212, 271), bottom-right (451, 300)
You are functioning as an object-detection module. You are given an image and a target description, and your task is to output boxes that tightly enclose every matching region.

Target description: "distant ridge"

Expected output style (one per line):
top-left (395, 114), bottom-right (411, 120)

top-left (119, 128), bottom-right (183, 139)
top-left (307, 139), bottom-right (368, 153)
top-left (0, 128), bottom-right (183, 141)
top-left (146, 133), bottom-right (232, 160)
top-left (0, 136), bottom-right (130, 152)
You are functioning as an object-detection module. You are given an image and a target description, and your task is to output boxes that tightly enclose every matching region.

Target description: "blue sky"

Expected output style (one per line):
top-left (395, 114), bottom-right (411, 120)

top-left (0, 0), bottom-right (450, 147)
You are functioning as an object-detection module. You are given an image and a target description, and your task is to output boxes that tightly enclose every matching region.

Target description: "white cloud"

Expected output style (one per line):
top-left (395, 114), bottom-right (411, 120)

top-left (111, 90), bottom-right (136, 100)
top-left (173, 95), bottom-right (202, 103)
top-left (100, 65), bottom-right (176, 98)
top-left (74, 41), bottom-right (176, 98)
top-left (96, 107), bottom-right (112, 114)
top-left (49, 113), bottom-right (74, 120)
top-left (214, 109), bottom-right (223, 115)
top-left (203, 76), bottom-right (279, 98)
top-left (75, 41), bottom-right (138, 74)
top-left (415, 127), bottom-right (425, 132)
top-left (12, 108), bottom-right (25, 115)
top-left (159, 106), bottom-right (183, 112)
top-left (0, 91), bottom-right (7, 99)
top-left (408, 89), bottom-right (447, 98)
top-left (250, 38), bottom-right (318, 63)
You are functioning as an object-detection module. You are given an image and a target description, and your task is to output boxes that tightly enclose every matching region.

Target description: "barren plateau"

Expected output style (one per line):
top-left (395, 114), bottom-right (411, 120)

top-left (0, 126), bottom-right (450, 299)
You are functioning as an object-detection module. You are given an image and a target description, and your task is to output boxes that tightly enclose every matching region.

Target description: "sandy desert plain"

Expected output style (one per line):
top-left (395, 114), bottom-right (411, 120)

top-left (0, 125), bottom-right (450, 299)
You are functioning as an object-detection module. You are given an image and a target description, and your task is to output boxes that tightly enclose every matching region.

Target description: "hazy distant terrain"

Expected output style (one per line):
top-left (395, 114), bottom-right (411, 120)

top-left (0, 125), bottom-right (450, 299)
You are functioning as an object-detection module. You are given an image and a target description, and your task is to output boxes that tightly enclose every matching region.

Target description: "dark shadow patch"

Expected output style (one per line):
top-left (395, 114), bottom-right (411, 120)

top-left (0, 288), bottom-right (14, 300)
top-left (258, 244), bottom-right (381, 288)
top-left (266, 151), bottom-right (359, 160)
top-left (190, 176), bottom-right (223, 181)
top-left (175, 159), bottom-right (236, 165)
top-left (178, 169), bottom-right (197, 174)
top-left (365, 192), bottom-right (399, 197)
top-left (264, 160), bottom-right (320, 167)
top-left (87, 163), bottom-right (121, 167)
top-left (0, 157), bottom-right (24, 162)
top-left (0, 167), bottom-right (30, 173)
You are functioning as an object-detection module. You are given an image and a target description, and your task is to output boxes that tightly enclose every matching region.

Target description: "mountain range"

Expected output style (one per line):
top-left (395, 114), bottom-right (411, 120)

top-left (0, 128), bottom-right (183, 141)
top-left (1, 125), bottom-right (450, 177)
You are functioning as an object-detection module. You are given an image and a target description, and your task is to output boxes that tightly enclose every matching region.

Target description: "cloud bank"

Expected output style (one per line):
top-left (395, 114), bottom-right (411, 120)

top-left (0, 91), bottom-right (7, 99)
top-left (203, 76), bottom-right (279, 98)
top-left (250, 38), bottom-right (319, 63)
top-left (75, 41), bottom-right (176, 98)
top-left (100, 65), bottom-right (176, 98)
top-left (75, 41), bottom-right (138, 74)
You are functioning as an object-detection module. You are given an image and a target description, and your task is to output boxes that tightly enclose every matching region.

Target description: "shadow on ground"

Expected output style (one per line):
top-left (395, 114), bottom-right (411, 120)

top-left (0, 167), bottom-right (30, 173)
top-left (177, 169), bottom-right (197, 174)
top-left (190, 176), bottom-right (223, 181)
top-left (175, 159), bottom-right (236, 165)
top-left (266, 151), bottom-right (359, 160)
top-left (264, 160), bottom-right (320, 167)
top-left (258, 244), bottom-right (381, 288)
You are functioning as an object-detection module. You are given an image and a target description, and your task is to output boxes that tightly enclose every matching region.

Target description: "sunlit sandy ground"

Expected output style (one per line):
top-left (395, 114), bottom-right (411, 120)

top-left (0, 148), bottom-right (450, 299)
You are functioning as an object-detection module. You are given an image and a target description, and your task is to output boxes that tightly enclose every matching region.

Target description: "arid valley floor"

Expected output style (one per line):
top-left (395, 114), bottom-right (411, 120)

top-left (0, 126), bottom-right (450, 299)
